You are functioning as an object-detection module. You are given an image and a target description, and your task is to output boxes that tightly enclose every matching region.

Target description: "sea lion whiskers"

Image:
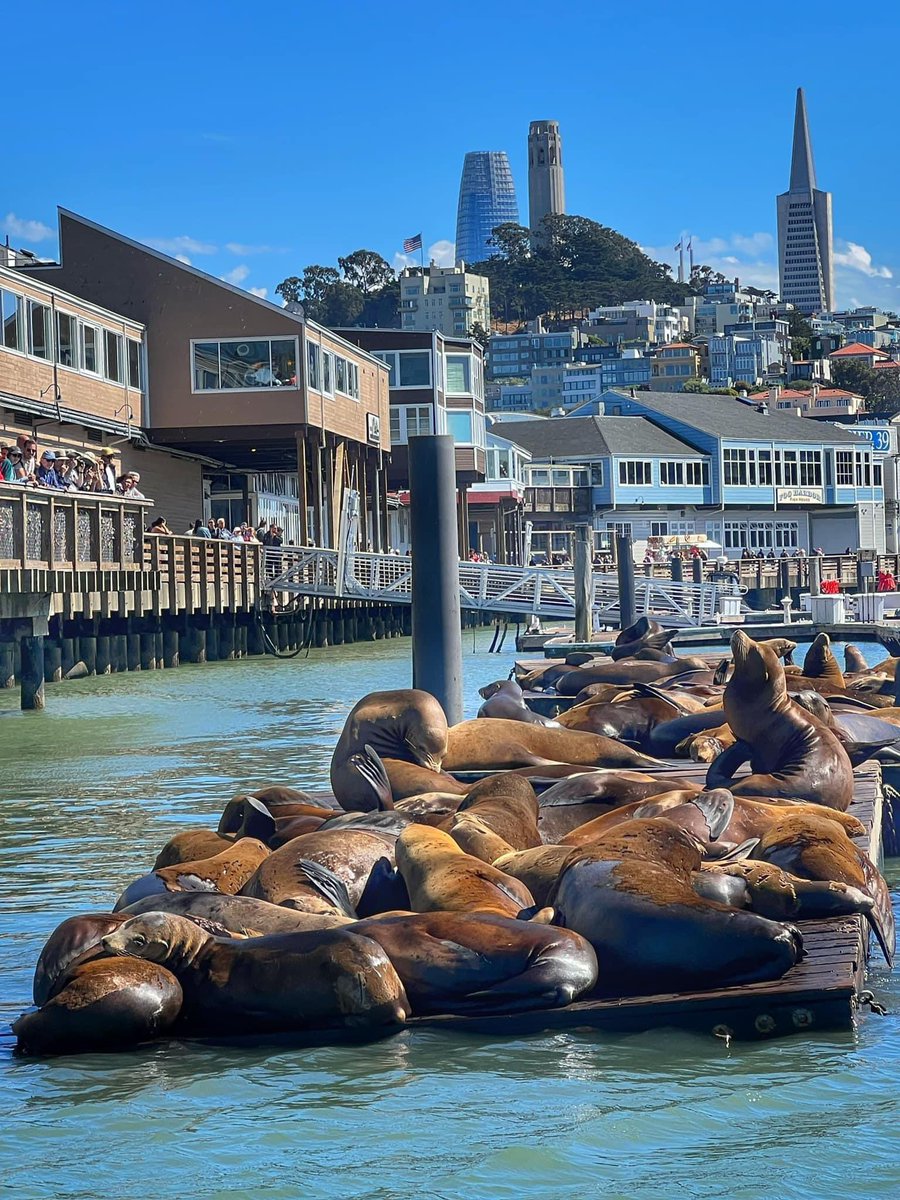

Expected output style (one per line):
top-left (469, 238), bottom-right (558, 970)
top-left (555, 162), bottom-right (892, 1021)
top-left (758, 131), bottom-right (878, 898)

top-left (103, 911), bottom-right (208, 970)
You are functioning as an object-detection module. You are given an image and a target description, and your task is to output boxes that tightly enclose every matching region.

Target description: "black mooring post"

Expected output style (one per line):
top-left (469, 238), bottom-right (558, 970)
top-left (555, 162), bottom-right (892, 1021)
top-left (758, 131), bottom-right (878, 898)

top-left (692, 556), bottom-right (704, 585)
top-left (670, 555), bottom-right (684, 583)
top-left (408, 435), bottom-right (463, 725)
top-left (616, 534), bottom-right (636, 631)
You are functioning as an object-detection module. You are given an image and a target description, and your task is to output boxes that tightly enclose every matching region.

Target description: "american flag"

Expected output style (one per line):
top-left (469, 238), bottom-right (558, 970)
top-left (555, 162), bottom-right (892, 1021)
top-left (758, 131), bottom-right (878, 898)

top-left (403, 233), bottom-right (423, 253)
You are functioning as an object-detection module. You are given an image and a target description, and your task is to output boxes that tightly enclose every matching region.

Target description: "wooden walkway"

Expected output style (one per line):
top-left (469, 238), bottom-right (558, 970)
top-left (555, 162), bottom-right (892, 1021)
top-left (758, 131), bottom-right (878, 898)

top-left (411, 760), bottom-right (884, 1042)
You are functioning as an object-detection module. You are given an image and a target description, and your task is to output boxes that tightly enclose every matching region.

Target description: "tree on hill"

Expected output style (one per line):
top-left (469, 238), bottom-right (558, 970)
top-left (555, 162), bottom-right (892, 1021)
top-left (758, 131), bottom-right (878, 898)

top-left (471, 215), bottom-right (689, 323)
top-left (788, 310), bottom-right (814, 360)
top-left (276, 251), bottom-right (398, 326)
top-left (832, 359), bottom-right (900, 416)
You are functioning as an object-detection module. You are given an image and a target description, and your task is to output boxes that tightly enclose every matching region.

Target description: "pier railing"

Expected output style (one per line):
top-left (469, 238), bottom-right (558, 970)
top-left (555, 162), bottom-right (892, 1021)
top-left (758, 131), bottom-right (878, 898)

top-left (0, 489), bottom-right (152, 573)
top-left (141, 535), bottom-right (260, 613)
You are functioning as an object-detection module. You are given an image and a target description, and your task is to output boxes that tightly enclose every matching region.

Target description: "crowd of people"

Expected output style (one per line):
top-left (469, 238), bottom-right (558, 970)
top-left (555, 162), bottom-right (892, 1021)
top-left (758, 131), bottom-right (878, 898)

top-left (156, 517), bottom-right (286, 545)
top-left (0, 435), bottom-right (145, 498)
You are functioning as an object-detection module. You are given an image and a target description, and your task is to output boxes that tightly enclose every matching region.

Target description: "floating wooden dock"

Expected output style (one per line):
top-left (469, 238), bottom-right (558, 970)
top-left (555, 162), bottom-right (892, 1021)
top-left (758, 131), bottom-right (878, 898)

top-left (412, 760), bottom-right (885, 1042)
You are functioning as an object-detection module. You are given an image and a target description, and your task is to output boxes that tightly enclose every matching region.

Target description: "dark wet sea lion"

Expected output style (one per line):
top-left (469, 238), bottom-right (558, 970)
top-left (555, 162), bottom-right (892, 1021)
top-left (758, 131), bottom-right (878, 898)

top-left (493, 845), bottom-right (575, 907)
top-left (351, 911), bottom-right (598, 1015)
top-left (122, 891), bottom-right (354, 934)
top-left (555, 657), bottom-right (713, 694)
top-left (114, 837), bottom-right (271, 910)
top-left (14, 957), bottom-right (183, 1057)
top-left (218, 795), bottom-right (335, 838)
top-left (33, 913), bottom-right (130, 1005)
top-left (330, 689), bottom-right (450, 811)
top-left (752, 812), bottom-right (895, 964)
top-left (694, 859), bottom-right (877, 924)
top-left (395, 824), bottom-right (535, 917)
top-left (536, 770), bottom-right (700, 842)
top-left (548, 818), bottom-right (804, 994)
top-left (707, 631), bottom-right (853, 810)
top-left (802, 633), bottom-right (845, 687)
top-left (556, 695), bottom-right (687, 742)
top-left (102, 912), bottom-right (410, 1035)
top-left (648, 708), bottom-right (727, 756)
top-left (452, 774), bottom-right (542, 850)
top-left (154, 829), bottom-right (234, 869)
top-left (240, 827), bottom-right (395, 911)
top-left (478, 680), bottom-right (561, 727)
top-left (844, 645), bottom-right (870, 675)
top-left (443, 718), bottom-right (661, 771)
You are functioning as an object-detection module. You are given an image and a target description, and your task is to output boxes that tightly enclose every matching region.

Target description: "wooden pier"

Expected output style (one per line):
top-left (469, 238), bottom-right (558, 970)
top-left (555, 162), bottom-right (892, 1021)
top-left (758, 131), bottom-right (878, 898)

top-left (411, 761), bottom-right (885, 1042)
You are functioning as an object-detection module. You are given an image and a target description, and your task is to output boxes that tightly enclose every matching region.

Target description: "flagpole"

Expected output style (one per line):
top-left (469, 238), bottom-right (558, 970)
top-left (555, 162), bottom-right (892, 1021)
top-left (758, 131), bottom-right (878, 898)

top-left (420, 235), bottom-right (425, 272)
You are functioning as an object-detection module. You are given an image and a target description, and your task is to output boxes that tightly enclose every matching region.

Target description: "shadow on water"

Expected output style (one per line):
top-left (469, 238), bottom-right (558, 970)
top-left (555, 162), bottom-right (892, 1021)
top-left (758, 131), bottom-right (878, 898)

top-left (1, 633), bottom-right (900, 1199)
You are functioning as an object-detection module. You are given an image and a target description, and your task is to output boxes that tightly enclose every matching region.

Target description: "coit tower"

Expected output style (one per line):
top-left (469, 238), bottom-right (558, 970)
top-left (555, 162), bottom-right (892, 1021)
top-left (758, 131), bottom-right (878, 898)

top-left (528, 120), bottom-right (566, 233)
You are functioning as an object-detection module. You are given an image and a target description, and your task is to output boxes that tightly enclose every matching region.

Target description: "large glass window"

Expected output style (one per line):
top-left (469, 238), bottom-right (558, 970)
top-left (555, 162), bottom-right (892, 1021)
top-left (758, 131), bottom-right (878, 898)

top-left (307, 342), bottom-right (320, 390)
top-left (57, 312), bottom-right (78, 367)
top-left (28, 301), bottom-right (51, 359)
top-left (128, 340), bottom-right (142, 389)
top-left (104, 329), bottom-right (123, 383)
top-left (835, 450), bottom-right (853, 486)
top-left (446, 410), bottom-right (473, 443)
top-left (723, 448), bottom-right (748, 486)
top-left (322, 351), bottom-right (333, 395)
top-left (192, 338), bottom-right (299, 390)
top-left (1, 289), bottom-right (23, 351)
top-left (445, 354), bottom-right (472, 394)
top-left (799, 449), bottom-right (822, 487)
top-left (80, 323), bottom-right (100, 374)
top-left (399, 351), bottom-right (430, 387)
top-left (618, 460), bottom-right (652, 486)
top-left (334, 355), bottom-right (347, 395)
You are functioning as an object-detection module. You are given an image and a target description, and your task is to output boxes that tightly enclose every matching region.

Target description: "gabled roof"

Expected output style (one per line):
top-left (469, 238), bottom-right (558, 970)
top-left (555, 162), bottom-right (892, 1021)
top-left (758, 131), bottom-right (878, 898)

top-left (604, 388), bottom-right (872, 446)
top-left (829, 341), bottom-right (890, 358)
top-left (498, 415), bottom-right (704, 460)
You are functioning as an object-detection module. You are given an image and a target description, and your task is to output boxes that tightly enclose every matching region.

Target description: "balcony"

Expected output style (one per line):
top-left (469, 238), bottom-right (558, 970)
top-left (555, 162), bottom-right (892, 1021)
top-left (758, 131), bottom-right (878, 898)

top-left (525, 486), bottom-right (593, 515)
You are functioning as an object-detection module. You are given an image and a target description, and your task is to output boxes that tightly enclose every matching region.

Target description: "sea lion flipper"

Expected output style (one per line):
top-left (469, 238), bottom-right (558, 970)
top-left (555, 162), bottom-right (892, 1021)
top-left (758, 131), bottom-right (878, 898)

top-left (712, 659), bottom-right (731, 686)
top-left (294, 859), bottom-right (357, 918)
top-left (628, 681), bottom-right (689, 714)
top-left (711, 837), bottom-right (760, 863)
top-left (689, 789), bottom-right (735, 841)
top-left (349, 745), bottom-right (394, 811)
top-left (706, 739), bottom-right (752, 789)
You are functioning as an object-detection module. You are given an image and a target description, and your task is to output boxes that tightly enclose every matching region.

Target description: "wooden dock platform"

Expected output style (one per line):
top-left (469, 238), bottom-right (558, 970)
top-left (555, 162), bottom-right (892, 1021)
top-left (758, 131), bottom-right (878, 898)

top-left (412, 760), bottom-right (885, 1041)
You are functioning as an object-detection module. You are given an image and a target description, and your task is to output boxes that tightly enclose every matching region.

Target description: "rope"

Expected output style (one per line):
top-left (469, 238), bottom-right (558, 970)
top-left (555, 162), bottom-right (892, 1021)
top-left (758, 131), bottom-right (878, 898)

top-left (253, 600), bottom-right (307, 660)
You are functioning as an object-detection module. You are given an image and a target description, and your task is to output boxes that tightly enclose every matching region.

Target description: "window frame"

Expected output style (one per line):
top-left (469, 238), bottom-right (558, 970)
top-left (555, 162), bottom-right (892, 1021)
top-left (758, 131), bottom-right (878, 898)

top-left (617, 459), bottom-right (653, 487)
top-left (189, 336), bottom-right (302, 394)
top-left (27, 299), bottom-right (52, 360)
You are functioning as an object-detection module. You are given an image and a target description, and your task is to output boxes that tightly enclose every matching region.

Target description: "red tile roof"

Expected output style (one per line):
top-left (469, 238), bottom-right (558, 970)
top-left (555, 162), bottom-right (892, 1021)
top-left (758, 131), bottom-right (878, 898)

top-left (749, 388), bottom-right (863, 401)
top-left (829, 341), bottom-right (890, 358)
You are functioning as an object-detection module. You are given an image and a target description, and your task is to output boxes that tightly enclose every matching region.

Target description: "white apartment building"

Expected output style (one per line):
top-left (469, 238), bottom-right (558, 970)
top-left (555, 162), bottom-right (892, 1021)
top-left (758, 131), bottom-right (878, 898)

top-left (584, 299), bottom-right (684, 344)
top-left (399, 263), bottom-right (490, 338)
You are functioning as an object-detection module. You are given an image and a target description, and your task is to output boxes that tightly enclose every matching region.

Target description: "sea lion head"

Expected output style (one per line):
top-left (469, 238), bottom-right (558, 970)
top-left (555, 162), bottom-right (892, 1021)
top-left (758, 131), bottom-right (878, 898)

top-left (102, 912), bottom-right (208, 965)
top-left (730, 631), bottom-right (785, 699)
top-left (396, 690), bottom-right (449, 771)
top-left (761, 637), bottom-right (797, 665)
top-left (793, 690), bottom-right (834, 725)
top-left (803, 633), bottom-right (844, 686)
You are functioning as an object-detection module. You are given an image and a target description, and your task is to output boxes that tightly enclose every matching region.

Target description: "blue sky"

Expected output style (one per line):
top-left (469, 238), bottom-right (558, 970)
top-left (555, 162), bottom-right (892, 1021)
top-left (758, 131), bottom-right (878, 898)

top-left (5, 0), bottom-right (900, 311)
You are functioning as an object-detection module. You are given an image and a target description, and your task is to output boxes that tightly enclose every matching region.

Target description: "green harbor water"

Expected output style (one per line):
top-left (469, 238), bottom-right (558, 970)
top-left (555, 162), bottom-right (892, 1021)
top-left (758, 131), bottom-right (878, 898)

top-left (1, 633), bottom-right (898, 1200)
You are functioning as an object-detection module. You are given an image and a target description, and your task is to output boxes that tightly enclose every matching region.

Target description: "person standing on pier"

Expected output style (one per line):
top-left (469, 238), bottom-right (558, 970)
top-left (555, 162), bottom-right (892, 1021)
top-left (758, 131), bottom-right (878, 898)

top-left (98, 447), bottom-right (118, 493)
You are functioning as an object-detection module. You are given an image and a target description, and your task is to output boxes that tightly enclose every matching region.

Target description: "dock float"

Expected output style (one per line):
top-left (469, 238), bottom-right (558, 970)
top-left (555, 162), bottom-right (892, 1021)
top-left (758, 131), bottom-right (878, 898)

top-left (416, 760), bottom-right (885, 1042)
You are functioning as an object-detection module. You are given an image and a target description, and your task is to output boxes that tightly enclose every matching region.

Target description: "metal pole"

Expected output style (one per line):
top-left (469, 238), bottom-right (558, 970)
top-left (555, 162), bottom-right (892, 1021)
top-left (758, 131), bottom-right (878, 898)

top-left (574, 523), bottom-right (593, 643)
top-left (670, 554), bottom-right (684, 583)
top-left (809, 555), bottom-right (822, 598)
top-left (408, 435), bottom-right (463, 725)
top-left (691, 556), bottom-right (703, 585)
top-left (616, 533), bottom-right (636, 630)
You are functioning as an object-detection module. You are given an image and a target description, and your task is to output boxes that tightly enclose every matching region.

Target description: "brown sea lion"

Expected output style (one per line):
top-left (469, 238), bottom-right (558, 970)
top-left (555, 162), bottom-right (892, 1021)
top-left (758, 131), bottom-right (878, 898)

top-left (478, 680), bottom-right (561, 727)
top-left (493, 845), bottom-right (575, 907)
top-left (330, 689), bottom-right (451, 810)
top-left (32, 913), bottom-right (130, 1006)
top-left (101, 913), bottom-right (410, 1035)
top-left (395, 824), bottom-right (535, 917)
top-left (218, 795), bottom-right (336, 843)
top-left (122, 891), bottom-right (354, 934)
top-left (694, 859), bottom-right (878, 924)
top-left (394, 792), bottom-right (466, 826)
top-left (114, 837), bottom-right (271, 911)
top-left (14, 958), bottom-right (183, 1057)
top-left (802, 633), bottom-right (845, 687)
top-left (844, 645), bottom-right (871, 675)
top-left (241, 827), bottom-right (396, 912)
top-left (451, 774), bottom-right (542, 850)
top-left (649, 708), bottom-right (727, 756)
top-left (442, 718), bottom-right (661, 772)
top-left (536, 770), bottom-right (700, 842)
top-left (706, 631), bottom-right (854, 810)
top-left (154, 829), bottom-right (234, 869)
top-left (554, 657), bottom-right (714, 695)
top-left (447, 813), bottom-right (515, 863)
top-left (752, 812), bottom-right (895, 964)
top-left (547, 818), bottom-right (804, 994)
top-left (351, 911), bottom-right (597, 1015)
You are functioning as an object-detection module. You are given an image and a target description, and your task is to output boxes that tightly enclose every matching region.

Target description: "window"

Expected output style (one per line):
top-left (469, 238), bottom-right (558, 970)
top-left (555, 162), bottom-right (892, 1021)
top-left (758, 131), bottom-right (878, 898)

top-left (127, 340), bottom-right (142, 389)
top-left (650, 520), bottom-right (669, 537)
top-left (1, 289), bottom-right (23, 351)
top-left (322, 350), bottom-right (333, 395)
top-left (399, 351), bottom-right (430, 387)
top-left (552, 469), bottom-right (570, 486)
top-left (390, 404), bottom-right (434, 444)
top-left (104, 329), bottom-right (124, 383)
top-left (445, 354), bottom-right (471, 393)
top-left (446, 410), bottom-right (473, 443)
top-left (855, 452), bottom-right (872, 487)
top-left (335, 355), bottom-right (347, 394)
top-left (835, 450), bottom-right (853, 486)
top-left (28, 301), bottom-right (51, 359)
top-left (875, 460), bottom-right (883, 488)
top-left (723, 448), bottom-right (749, 486)
top-left (307, 342), bottom-right (320, 391)
top-left (607, 521), bottom-right (633, 537)
top-left (618, 460), bottom-right (652, 486)
top-left (758, 449), bottom-right (772, 486)
top-left (530, 469), bottom-right (550, 485)
top-left (57, 312), bottom-right (77, 366)
top-left (80, 323), bottom-right (101, 374)
top-left (799, 449), bottom-right (822, 487)
top-left (775, 520), bottom-right (800, 548)
top-left (590, 464), bottom-right (604, 486)
top-left (192, 337), bottom-right (299, 390)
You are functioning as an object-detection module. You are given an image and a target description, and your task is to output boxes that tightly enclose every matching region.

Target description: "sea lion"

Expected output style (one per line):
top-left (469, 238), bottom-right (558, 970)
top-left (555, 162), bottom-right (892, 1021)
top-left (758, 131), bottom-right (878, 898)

top-left (14, 957), bottom-right (183, 1057)
top-left (101, 913), bottom-right (410, 1035)
top-left (240, 828), bottom-right (395, 911)
top-left (610, 616), bottom-right (673, 661)
top-left (447, 813), bottom-right (515, 863)
top-left (493, 845), bottom-right (575, 907)
top-left (706, 631), bottom-right (854, 810)
top-left (648, 708), bottom-right (727, 756)
top-left (442, 718), bottom-right (661, 772)
top-left (122, 891), bottom-right (355, 934)
top-left (218, 795), bottom-right (335, 844)
top-left (330, 689), bottom-right (452, 810)
top-left (394, 791), bottom-right (465, 826)
top-left (351, 912), bottom-right (598, 1015)
top-left (477, 680), bottom-right (560, 727)
top-left (154, 829), bottom-right (234, 869)
top-left (451, 774), bottom-right (542, 850)
top-left (802, 633), bottom-right (845, 687)
top-left (556, 694), bottom-right (688, 742)
top-left (114, 837), bottom-right (271, 910)
top-left (752, 811), bottom-right (895, 964)
top-left (32, 913), bottom-right (130, 1005)
top-left (536, 770), bottom-right (700, 842)
top-left (547, 818), bottom-right (804, 994)
top-left (845, 645), bottom-right (870, 675)
top-left (395, 824), bottom-right (535, 917)
top-left (554, 657), bottom-right (714, 694)
top-left (694, 860), bottom-right (878, 925)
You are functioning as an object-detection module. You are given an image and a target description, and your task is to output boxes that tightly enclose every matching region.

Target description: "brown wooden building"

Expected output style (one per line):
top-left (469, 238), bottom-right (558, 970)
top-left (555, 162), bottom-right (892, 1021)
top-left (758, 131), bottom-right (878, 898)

top-left (20, 210), bottom-right (392, 548)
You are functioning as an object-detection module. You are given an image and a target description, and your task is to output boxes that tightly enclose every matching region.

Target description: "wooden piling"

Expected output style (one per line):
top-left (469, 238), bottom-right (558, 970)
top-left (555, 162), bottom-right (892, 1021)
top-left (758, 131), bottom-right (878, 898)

top-left (20, 637), bottom-right (45, 711)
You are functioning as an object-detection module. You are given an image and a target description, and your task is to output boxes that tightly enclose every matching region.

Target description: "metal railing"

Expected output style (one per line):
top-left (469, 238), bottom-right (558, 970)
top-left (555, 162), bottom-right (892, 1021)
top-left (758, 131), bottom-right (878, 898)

top-left (263, 545), bottom-right (723, 626)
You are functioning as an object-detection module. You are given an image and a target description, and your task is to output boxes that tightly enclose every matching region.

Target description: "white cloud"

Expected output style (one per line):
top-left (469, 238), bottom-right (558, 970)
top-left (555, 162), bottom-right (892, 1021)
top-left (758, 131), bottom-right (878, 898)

top-left (225, 242), bottom-right (285, 255)
top-left (2, 212), bottom-right (54, 243)
top-left (222, 264), bottom-right (250, 285)
top-left (833, 240), bottom-right (892, 279)
top-left (393, 238), bottom-right (456, 272)
top-left (149, 235), bottom-right (218, 256)
top-left (640, 231), bottom-right (779, 292)
top-left (249, 286), bottom-right (268, 298)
